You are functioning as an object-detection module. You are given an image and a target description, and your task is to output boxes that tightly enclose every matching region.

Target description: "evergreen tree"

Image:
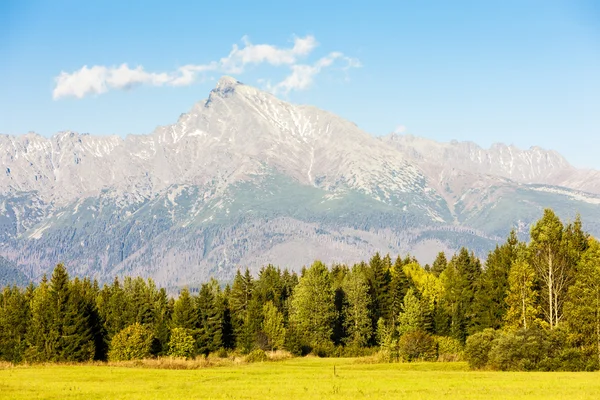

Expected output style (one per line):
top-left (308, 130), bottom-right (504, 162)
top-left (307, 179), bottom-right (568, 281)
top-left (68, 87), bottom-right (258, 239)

top-left (196, 283), bottom-right (222, 355)
top-left (389, 257), bottom-right (410, 327)
top-left (229, 269), bottom-right (253, 345)
top-left (0, 286), bottom-right (29, 363)
top-left (48, 266), bottom-right (95, 362)
top-left (172, 287), bottom-right (197, 330)
top-left (97, 277), bottom-right (129, 341)
top-left (431, 252), bottom-right (448, 277)
top-left (290, 261), bottom-right (336, 348)
top-left (367, 253), bottom-right (391, 330)
top-left (474, 230), bottom-right (519, 330)
top-left (25, 275), bottom-right (54, 362)
top-left (342, 266), bottom-right (372, 347)
top-left (564, 238), bottom-right (600, 365)
top-left (441, 248), bottom-right (481, 342)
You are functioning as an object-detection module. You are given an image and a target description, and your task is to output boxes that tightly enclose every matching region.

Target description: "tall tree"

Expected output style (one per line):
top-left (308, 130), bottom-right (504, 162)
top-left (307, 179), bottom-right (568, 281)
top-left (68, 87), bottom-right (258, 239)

top-left (505, 245), bottom-right (539, 330)
top-left (342, 266), bottom-right (372, 347)
top-left (48, 266), bottom-right (95, 361)
top-left (441, 248), bottom-right (481, 342)
top-left (229, 269), bottom-right (253, 343)
top-left (196, 282), bottom-right (222, 355)
top-left (0, 286), bottom-right (29, 363)
top-left (431, 252), bottom-right (448, 277)
top-left (529, 209), bottom-right (571, 329)
top-left (172, 287), bottom-right (197, 330)
top-left (564, 238), bottom-right (600, 365)
top-left (389, 257), bottom-right (410, 328)
top-left (290, 261), bottom-right (336, 348)
top-left (367, 253), bottom-right (391, 329)
top-left (262, 301), bottom-right (286, 351)
top-left (397, 288), bottom-right (425, 336)
top-left (474, 230), bottom-right (519, 330)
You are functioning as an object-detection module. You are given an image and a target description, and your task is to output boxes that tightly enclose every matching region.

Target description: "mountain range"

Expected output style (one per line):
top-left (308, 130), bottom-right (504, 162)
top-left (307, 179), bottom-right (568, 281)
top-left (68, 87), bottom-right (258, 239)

top-left (1, 76), bottom-right (599, 287)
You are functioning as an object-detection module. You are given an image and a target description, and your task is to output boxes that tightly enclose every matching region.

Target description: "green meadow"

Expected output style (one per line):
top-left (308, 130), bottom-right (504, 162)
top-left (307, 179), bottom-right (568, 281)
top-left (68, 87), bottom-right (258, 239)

top-left (1, 358), bottom-right (599, 400)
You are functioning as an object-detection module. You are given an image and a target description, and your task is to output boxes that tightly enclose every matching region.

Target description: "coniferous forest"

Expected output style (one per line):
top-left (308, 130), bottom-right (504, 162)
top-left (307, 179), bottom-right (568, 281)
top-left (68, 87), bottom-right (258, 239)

top-left (1, 209), bottom-right (599, 371)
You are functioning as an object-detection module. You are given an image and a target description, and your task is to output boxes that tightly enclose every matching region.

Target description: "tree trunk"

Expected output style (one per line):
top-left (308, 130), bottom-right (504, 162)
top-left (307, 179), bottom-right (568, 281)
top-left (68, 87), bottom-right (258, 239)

top-left (548, 251), bottom-right (554, 329)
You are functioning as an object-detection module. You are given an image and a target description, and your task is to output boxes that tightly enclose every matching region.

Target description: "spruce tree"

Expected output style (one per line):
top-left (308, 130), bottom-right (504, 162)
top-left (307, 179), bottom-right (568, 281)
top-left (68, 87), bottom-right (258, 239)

top-left (196, 283), bottom-right (222, 355)
top-left (342, 266), bottom-right (372, 347)
top-left (367, 253), bottom-right (391, 329)
top-left (290, 261), bottom-right (336, 348)
top-left (431, 252), bottom-right (448, 277)
top-left (0, 286), bottom-right (29, 363)
top-left (172, 287), bottom-right (197, 330)
top-left (474, 230), bottom-right (519, 330)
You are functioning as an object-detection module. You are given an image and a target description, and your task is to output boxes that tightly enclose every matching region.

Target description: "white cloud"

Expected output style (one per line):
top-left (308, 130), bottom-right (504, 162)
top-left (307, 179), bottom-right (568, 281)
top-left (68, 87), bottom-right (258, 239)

top-left (219, 35), bottom-right (317, 74)
top-left (394, 125), bottom-right (407, 134)
top-left (270, 52), bottom-right (361, 95)
top-left (52, 35), bottom-right (358, 99)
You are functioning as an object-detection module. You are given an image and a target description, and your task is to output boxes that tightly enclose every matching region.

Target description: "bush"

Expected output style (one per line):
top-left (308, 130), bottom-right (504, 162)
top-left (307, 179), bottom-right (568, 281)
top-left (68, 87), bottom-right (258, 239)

top-left (398, 330), bottom-right (437, 362)
top-left (245, 349), bottom-right (268, 363)
top-left (464, 329), bottom-right (497, 369)
top-left (167, 328), bottom-right (195, 359)
top-left (108, 323), bottom-right (154, 361)
top-left (435, 336), bottom-right (464, 361)
top-left (310, 341), bottom-right (336, 358)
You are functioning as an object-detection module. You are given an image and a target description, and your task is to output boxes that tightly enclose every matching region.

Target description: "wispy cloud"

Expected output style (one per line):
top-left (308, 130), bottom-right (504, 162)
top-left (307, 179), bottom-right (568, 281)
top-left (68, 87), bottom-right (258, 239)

top-left (268, 52), bottom-right (361, 95)
top-left (52, 35), bottom-right (358, 100)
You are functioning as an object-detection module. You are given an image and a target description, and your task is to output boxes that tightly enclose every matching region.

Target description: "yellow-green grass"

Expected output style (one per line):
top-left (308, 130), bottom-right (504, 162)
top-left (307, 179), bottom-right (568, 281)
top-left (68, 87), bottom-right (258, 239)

top-left (1, 358), bottom-right (599, 399)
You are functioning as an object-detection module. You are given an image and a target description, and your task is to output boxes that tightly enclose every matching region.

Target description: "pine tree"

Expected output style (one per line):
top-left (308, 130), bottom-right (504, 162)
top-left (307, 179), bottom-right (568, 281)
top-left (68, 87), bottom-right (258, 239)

top-left (342, 266), bottom-right (372, 347)
top-left (0, 286), bottom-right (29, 363)
top-left (61, 277), bottom-right (96, 361)
top-left (367, 253), bottom-right (391, 330)
top-left (431, 252), bottom-right (448, 277)
top-left (564, 238), bottom-right (600, 365)
top-left (290, 261), bottom-right (336, 348)
top-left (25, 275), bottom-right (54, 362)
top-left (474, 230), bottom-right (519, 330)
top-left (229, 269), bottom-right (253, 346)
top-left (172, 287), bottom-right (197, 330)
top-left (196, 283), bottom-right (222, 355)
top-left (441, 249), bottom-right (481, 342)
top-left (389, 257), bottom-right (410, 327)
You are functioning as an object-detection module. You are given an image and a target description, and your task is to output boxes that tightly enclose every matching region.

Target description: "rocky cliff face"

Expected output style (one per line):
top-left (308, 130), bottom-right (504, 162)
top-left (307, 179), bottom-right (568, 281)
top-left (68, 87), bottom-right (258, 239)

top-left (1, 77), bottom-right (599, 286)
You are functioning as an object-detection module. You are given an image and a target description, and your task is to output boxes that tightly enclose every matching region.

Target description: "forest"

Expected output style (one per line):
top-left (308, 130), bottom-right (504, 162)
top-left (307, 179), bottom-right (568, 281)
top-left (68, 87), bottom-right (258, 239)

top-left (0, 208), bottom-right (599, 371)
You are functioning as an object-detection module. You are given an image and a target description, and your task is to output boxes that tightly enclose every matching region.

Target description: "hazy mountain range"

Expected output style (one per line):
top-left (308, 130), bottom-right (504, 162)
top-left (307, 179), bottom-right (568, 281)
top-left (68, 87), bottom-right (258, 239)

top-left (1, 76), bottom-right (599, 287)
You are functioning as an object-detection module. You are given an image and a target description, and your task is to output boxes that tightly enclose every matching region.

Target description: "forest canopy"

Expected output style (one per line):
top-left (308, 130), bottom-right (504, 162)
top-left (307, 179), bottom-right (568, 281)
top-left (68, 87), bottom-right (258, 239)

top-left (0, 209), bottom-right (599, 371)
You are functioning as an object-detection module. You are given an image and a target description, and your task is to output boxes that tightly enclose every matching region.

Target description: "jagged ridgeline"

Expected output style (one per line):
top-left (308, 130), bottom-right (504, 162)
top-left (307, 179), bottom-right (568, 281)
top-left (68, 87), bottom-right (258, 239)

top-left (0, 209), bottom-right (599, 371)
top-left (2, 77), bottom-right (600, 286)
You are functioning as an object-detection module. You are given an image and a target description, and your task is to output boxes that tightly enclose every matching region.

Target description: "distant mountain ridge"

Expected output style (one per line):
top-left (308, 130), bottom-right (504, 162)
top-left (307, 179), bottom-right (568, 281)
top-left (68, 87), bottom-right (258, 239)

top-left (1, 76), bottom-right (599, 286)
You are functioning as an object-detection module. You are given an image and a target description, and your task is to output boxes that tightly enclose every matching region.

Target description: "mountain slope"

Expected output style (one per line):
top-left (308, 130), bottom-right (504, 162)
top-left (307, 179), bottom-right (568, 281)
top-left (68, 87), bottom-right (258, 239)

top-left (1, 77), bottom-right (600, 286)
top-left (382, 133), bottom-right (600, 195)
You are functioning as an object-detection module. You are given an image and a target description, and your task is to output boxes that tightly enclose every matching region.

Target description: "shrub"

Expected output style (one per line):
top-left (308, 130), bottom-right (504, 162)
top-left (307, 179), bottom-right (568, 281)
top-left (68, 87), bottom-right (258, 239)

top-left (245, 349), bottom-right (268, 363)
top-left (464, 328), bottom-right (497, 369)
top-left (167, 328), bottom-right (196, 359)
top-left (310, 341), bottom-right (336, 358)
top-left (435, 336), bottom-right (464, 361)
top-left (398, 330), bottom-right (437, 362)
top-left (108, 323), bottom-right (154, 361)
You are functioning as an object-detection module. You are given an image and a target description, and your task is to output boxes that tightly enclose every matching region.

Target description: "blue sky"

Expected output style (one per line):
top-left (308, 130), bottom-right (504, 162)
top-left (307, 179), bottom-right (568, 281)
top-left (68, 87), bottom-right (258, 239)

top-left (1, 0), bottom-right (599, 167)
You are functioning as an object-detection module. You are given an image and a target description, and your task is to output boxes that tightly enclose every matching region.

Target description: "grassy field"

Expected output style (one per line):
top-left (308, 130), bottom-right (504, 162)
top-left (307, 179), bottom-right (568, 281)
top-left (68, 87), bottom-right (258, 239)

top-left (1, 358), bottom-right (600, 399)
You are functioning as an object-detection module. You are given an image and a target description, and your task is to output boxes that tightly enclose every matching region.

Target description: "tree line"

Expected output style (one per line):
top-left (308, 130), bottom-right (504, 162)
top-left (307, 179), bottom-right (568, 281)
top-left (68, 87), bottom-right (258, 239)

top-left (0, 208), bottom-right (599, 370)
